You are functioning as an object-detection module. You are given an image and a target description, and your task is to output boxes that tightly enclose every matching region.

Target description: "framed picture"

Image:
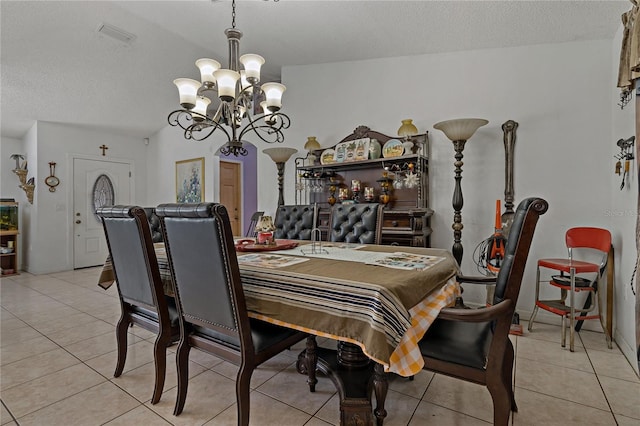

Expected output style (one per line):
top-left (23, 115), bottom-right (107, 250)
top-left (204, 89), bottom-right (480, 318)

top-left (175, 157), bottom-right (204, 202)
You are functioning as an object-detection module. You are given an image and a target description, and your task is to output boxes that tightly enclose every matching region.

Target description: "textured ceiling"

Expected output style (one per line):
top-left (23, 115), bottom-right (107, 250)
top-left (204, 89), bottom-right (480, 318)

top-left (0, 0), bottom-right (631, 139)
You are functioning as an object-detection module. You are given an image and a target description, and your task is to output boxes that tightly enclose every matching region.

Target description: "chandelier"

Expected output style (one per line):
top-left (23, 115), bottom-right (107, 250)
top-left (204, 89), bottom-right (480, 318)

top-left (168, 0), bottom-right (290, 156)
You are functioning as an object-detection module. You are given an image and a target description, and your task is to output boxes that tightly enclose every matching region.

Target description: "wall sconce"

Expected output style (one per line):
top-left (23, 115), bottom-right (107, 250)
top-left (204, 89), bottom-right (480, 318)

top-left (263, 147), bottom-right (298, 207)
top-left (10, 154), bottom-right (34, 204)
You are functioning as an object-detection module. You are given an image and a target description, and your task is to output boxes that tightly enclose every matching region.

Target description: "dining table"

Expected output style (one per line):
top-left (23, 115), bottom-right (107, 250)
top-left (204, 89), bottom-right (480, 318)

top-left (98, 239), bottom-right (460, 426)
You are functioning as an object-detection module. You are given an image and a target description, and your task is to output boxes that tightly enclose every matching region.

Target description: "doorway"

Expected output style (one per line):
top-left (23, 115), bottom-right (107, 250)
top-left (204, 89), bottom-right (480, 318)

top-left (73, 157), bottom-right (132, 268)
top-left (219, 160), bottom-right (242, 236)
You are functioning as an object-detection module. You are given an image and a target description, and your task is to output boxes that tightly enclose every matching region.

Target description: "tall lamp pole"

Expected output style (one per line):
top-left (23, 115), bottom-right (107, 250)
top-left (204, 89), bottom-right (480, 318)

top-left (433, 118), bottom-right (488, 266)
top-left (263, 148), bottom-right (298, 207)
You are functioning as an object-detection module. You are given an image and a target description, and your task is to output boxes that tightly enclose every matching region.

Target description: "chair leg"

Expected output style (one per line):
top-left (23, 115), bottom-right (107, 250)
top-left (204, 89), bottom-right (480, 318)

top-left (173, 339), bottom-right (191, 416)
top-left (561, 315), bottom-right (567, 348)
top-left (487, 378), bottom-right (512, 426)
top-left (527, 306), bottom-right (538, 331)
top-left (114, 314), bottom-right (129, 377)
top-left (569, 267), bottom-right (576, 352)
top-left (151, 332), bottom-right (169, 405)
top-left (504, 340), bottom-right (518, 413)
top-left (528, 265), bottom-right (542, 331)
top-left (236, 364), bottom-right (253, 426)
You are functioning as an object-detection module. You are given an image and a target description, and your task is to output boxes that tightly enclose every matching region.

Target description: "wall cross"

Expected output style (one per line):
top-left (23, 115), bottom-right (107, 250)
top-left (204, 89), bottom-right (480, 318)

top-left (99, 145), bottom-right (109, 156)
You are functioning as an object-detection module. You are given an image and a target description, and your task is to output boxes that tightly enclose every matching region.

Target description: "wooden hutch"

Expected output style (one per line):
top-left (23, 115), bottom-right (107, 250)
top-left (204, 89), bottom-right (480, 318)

top-left (295, 126), bottom-right (433, 247)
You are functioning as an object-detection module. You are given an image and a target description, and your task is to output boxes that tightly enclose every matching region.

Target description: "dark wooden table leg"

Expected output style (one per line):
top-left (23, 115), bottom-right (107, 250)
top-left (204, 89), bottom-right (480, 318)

top-left (305, 336), bottom-right (318, 392)
top-left (373, 363), bottom-right (388, 426)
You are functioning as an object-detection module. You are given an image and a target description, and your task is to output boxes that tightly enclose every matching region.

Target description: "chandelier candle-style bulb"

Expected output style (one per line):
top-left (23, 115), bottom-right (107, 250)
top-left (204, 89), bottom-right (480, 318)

top-left (213, 69), bottom-right (240, 101)
top-left (173, 78), bottom-right (202, 110)
top-left (195, 58), bottom-right (221, 88)
top-left (239, 54), bottom-right (264, 83)
top-left (261, 101), bottom-right (277, 125)
top-left (261, 82), bottom-right (286, 111)
top-left (240, 71), bottom-right (253, 94)
top-left (192, 96), bottom-right (211, 121)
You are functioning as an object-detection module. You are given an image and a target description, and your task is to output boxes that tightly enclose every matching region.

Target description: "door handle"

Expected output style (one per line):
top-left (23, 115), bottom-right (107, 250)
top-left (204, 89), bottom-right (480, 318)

top-left (75, 220), bottom-right (82, 224)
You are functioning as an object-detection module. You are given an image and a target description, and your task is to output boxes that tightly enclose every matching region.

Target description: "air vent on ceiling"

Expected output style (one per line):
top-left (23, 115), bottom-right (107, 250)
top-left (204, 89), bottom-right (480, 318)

top-left (96, 23), bottom-right (136, 45)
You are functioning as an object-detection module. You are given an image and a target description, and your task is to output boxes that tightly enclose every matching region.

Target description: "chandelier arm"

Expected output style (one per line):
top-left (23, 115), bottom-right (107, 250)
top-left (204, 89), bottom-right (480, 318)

top-left (238, 112), bottom-right (290, 144)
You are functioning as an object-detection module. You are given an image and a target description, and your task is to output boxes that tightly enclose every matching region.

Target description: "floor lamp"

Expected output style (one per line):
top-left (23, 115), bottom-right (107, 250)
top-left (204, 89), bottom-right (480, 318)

top-left (433, 118), bottom-right (488, 266)
top-left (263, 147), bottom-right (298, 207)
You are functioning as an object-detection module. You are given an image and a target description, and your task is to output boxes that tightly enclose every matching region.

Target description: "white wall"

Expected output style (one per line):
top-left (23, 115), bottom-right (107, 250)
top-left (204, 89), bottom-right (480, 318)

top-left (610, 26), bottom-right (638, 372)
top-left (280, 39), bottom-right (635, 349)
top-left (19, 122), bottom-right (149, 274)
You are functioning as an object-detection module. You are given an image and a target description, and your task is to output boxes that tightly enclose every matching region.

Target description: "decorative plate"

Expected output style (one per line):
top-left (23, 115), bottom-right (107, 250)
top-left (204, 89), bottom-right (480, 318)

top-left (320, 149), bottom-right (336, 165)
top-left (235, 239), bottom-right (299, 252)
top-left (382, 139), bottom-right (405, 158)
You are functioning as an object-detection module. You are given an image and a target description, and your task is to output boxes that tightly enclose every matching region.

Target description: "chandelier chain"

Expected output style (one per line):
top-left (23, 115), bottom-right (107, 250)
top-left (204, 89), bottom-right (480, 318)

top-left (231, 0), bottom-right (236, 29)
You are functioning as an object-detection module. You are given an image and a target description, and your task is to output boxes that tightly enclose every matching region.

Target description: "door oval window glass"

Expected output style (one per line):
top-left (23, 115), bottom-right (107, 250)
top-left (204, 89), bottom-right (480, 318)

top-left (92, 174), bottom-right (115, 220)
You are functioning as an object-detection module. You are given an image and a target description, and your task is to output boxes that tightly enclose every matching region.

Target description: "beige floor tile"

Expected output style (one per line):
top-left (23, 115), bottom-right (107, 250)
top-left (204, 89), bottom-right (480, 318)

top-left (0, 317), bottom-right (28, 332)
top-left (0, 335), bottom-right (59, 366)
top-left (388, 370), bottom-right (433, 399)
top-left (598, 375), bottom-right (640, 419)
top-left (15, 381), bottom-right (139, 426)
top-left (587, 348), bottom-right (640, 383)
top-left (0, 325), bottom-right (43, 348)
top-left (515, 358), bottom-right (609, 410)
top-left (615, 414), bottom-right (640, 425)
top-left (26, 311), bottom-right (99, 335)
top-left (304, 417), bottom-right (333, 426)
top-left (256, 364), bottom-right (336, 414)
top-left (512, 387), bottom-right (616, 425)
top-left (111, 359), bottom-right (206, 402)
top-left (408, 400), bottom-right (491, 425)
top-left (1, 402), bottom-right (15, 426)
top-left (422, 374), bottom-right (494, 423)
top-left (85, 339), bottom-right (156, 378)
top-left (0, 347), bottom-right (80, 391)
top-left (210, 355), bottom-right (298, 390)
top-left (186, 347), bottom-right (224, 369)
top-left (516, 334), bottom-right (593, 373)
top-left (378, 389), bottom-right (420, 426)
top-left (42, 318), bottom-right (114, 346)
top-left (103, 405), bottom-right (171, 425)
top-left (521, 320), bottom-right (584, 348)
top-left (63, 331), bottom-right (118, 361)
top-left (206, 390), bottom-right (312, 425)
top-left (314, 392), bottom-right (340, 425)
top-left (1, 363), bottom-right (105, 418)
top-left (146, 369), bottom-right (237, 425)
top-left (579, 329), bottom-right (614, 352)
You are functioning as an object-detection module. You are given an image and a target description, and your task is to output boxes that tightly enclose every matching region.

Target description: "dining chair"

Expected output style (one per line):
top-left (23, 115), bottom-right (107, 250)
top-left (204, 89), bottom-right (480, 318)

top-left (528, 227), bottom-right (612, 351)
top-left (155, 202), bottom-right (308, 424)
top-left (97, 205), bottom-right (180, 405)
top-left (143, 207), bottom-right (163, 242)
top-left (328, 203), bottom-right (383, 244)
top-left (273, 204), bottom-right (317, 240)
top-left (245, 210), bottom-right (264, 237)
top-left (417, 197), bottom-right (548, 426)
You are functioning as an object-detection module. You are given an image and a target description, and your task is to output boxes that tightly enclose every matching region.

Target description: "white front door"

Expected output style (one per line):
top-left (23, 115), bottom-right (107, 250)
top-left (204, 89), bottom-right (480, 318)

top-left (73, 158), bottom-right (131, 268)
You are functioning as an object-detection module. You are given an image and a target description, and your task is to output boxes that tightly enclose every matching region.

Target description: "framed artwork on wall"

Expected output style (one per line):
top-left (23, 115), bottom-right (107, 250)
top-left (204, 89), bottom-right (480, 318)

top-left (176, 157), bottom-right (204, 202)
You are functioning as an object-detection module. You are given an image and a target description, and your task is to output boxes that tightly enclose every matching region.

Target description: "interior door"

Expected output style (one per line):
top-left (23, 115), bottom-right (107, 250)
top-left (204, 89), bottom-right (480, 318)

top-left (219, 161), bottom-right (242, 235)
top-left (73, 158), bottom-right (131, 268)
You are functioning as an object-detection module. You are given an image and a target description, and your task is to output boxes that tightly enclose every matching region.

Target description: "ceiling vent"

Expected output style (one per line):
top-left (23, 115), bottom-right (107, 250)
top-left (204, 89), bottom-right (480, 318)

top-left (96, 23), bottom-right (136, 45)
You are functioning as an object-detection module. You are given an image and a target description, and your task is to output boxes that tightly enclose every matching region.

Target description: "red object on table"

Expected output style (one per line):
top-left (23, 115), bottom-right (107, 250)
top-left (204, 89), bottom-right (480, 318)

top-left (235, 239), bottom-right (299, 252)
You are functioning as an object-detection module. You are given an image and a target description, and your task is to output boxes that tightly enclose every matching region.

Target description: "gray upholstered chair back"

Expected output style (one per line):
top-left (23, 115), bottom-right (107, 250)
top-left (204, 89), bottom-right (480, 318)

top-left (273, 204), bottom-right (317, 240)
top-left (97, 205), bottom-right (158, 309)
top-left (156, 203), bottom-right (244, 335)
top-left (329, 203), bottom-right (383, 244)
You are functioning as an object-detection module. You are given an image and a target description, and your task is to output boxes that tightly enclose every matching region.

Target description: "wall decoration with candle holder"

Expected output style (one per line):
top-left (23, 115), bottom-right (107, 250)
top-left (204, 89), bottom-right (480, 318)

top-left (295, 125), bottom-right (432, 247)
top-left (10, 154), bottom-right (34, 204)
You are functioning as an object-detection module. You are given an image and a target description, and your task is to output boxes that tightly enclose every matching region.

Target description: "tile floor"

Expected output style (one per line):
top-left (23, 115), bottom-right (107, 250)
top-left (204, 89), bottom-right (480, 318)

top-left (1, 268), bottom-right (639, 425)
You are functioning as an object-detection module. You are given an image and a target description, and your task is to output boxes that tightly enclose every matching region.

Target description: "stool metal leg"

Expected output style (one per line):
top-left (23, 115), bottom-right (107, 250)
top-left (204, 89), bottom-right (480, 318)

top-left (528, 265), bottom-right (542, 331)
top-left (569, 267), bottom-right (576, 352)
